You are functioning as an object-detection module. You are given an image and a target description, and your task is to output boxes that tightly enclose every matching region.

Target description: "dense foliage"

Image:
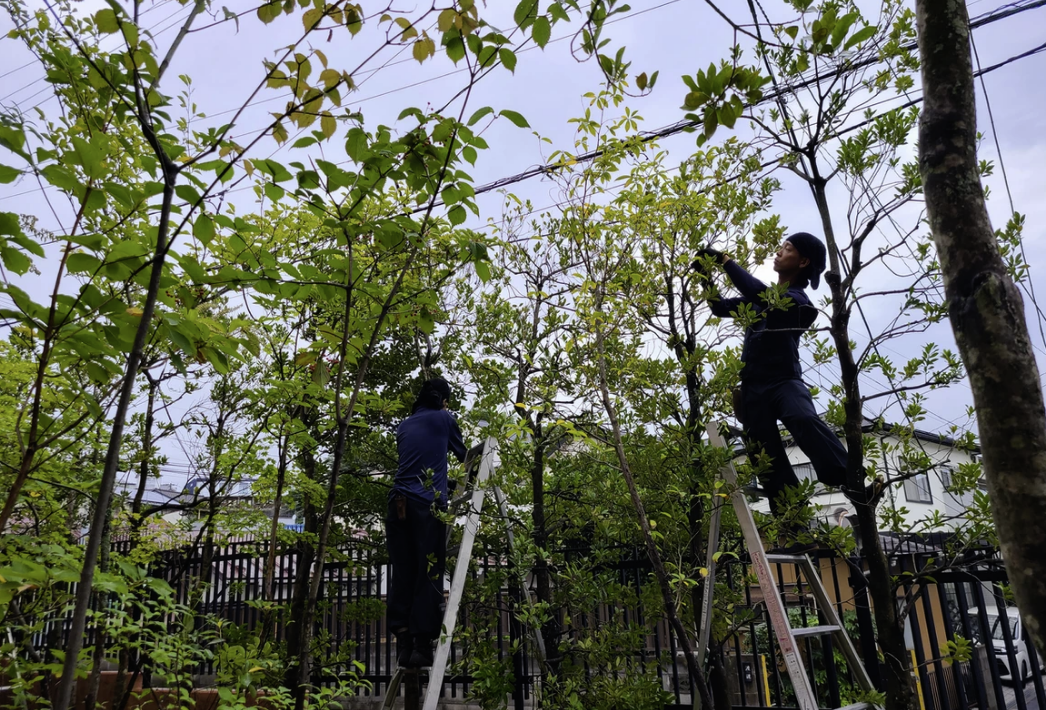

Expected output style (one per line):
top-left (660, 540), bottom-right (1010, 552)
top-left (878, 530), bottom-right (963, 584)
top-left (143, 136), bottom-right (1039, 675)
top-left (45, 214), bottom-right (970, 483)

top-left (0, 1), bottom-right (1025, 709)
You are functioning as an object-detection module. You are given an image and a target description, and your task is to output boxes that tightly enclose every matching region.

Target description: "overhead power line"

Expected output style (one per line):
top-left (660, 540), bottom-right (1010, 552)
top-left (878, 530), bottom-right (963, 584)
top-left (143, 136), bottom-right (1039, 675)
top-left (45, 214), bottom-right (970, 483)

top-left (400, 2), bottom-right (1046, 214)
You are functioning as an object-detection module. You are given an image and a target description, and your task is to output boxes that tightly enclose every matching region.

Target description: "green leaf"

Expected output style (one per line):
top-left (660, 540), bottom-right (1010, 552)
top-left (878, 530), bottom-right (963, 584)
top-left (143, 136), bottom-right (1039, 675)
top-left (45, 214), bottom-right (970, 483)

top-left (70, 136), bottom-right (106, 180)
top-left (703, 106), bottom-right (718, 138)
top-left (0, 125), bottom-right (26, 156)
top-left (263, 181), bottom-right (284, 202)
top-left (446, 36), bottom-right (465, 63)
top-left (302, 7), bottom-right (322, 30)
top-left (41, 165), bottom-right (82, 196)
top-left (832, 12), bottom-right (859, 48)
top-left (448, 205), bottom-right (466, 226)
top-left (321, 113), bottom-right (337, 139)
top-left (784, 25), bottom-right (799, 40)
top-left (532, 15), bottom-right (551, 48)
top-left (345, 127), bottom-right (368, 162)
top-left (0, 164), bottom-right (20, 183)
top-left (121, 21), bottom-right (138, 47)
top-left (94, 8), bottom-right (120, 34)
top-left (478, 45), bottom-right (497, 67)
top-left (86, 361), bottom-right (110, 384)
top-left (718, 103), bottom-right (738, 129)
top-left (193, 214), bottom-right (215, 245)
top-left (514, 0), bottom-right (538, 26)
top-left (499, 48), bottom-right (517, 72)
top-left (104, 182), bottom-right (135, 209)
top-left (683, 91), bottom-right (708, 110)
top-left (475, 260), bottom-right (490, 282)
top-left (467, 107), bottom-right (494, 126)
top-left (174, 183), bottom-right (201, 205)
top-left (257, 1), bottom-right (280, 23)
top-left (413, 38), bottom-right (432, 62)
top-left (844, 25), bottom-right (876, 50)
top-left (107, 239), bottom-right (151, 262)
top-left (500, 109), bottom-right (530, 128)
top-left (67, 252), bottom-right (101, 274)
top-left (0, 212), bottom-right (20, 236)
top-left (1, 247), bottom-right (31, 275)
top-left (417, 310), bottom-right (435, 334)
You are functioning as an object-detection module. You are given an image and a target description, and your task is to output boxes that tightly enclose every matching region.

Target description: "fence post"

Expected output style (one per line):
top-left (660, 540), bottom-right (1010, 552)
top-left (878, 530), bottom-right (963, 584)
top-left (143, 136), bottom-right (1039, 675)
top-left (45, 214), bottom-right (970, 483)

top-left (508, 559), bottom-right (526, 710)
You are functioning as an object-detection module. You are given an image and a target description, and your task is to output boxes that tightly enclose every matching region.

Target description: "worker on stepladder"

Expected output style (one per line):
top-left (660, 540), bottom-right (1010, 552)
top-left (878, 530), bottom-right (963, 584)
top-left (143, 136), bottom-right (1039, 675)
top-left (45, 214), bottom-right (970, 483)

top-left (693, 233), bottom-right (848, 551)
top-left (387, 377), bottom-right (467, 668)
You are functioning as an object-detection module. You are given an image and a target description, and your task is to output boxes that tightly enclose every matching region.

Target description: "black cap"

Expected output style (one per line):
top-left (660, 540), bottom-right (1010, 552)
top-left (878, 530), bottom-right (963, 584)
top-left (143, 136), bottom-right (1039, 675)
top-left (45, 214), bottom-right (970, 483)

top-left (786, 232), bottom-right (827, 289)
top-left (412, 377), bottom-right (453, 413)
top-left (427, 377), bottom-right (452, 403)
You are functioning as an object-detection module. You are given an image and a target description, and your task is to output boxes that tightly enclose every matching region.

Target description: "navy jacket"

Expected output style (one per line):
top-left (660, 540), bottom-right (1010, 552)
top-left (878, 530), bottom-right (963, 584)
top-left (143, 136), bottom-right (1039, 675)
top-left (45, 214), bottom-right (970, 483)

top-left (393, 408), bottom-right (467, 507)
top-left (709, 261), bottom-right (818, 385)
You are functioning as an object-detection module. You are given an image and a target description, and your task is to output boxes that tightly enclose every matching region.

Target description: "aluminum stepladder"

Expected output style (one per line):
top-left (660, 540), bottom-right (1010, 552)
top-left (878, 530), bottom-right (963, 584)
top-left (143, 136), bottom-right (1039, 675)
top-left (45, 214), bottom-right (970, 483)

top-left (697, 421), bottom-right (878, 710)
top-left (384, 436), bottom-right (540, 710)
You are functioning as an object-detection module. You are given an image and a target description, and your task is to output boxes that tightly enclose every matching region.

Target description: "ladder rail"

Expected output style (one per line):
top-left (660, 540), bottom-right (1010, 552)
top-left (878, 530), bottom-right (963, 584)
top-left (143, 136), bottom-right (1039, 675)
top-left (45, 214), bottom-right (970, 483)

top-left (796, 556), bottom-right (877, 693)
top-left (706, 422), bottom-right (820, 710)
top-left (382, 668), bottom-right (405, 710)
top-left (696, 495), bottom-right (722, 667)
top-left (703, 421), bottom-right (881, 710)
top-left (421, 436), bottom-right (499, 710)
top-left (493, 484), bottom-right (547, 664)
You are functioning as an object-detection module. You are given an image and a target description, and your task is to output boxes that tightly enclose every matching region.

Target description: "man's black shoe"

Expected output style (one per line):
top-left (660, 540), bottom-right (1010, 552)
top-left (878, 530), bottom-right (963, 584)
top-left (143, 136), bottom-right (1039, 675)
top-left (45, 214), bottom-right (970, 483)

top-left (407, 637), bottom-right (435, 668)
top-left (394, 630), bottom-right (413, 667)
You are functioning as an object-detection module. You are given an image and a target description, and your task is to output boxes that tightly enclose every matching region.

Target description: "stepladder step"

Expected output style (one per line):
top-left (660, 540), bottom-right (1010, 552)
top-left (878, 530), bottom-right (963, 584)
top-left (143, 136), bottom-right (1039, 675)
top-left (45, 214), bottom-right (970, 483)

top-left (701, 420), bottom-right (881, 710)
top-left (765, 553), bottom-right (811, 565)
top-left (791, 624), bottom-right (842, 638)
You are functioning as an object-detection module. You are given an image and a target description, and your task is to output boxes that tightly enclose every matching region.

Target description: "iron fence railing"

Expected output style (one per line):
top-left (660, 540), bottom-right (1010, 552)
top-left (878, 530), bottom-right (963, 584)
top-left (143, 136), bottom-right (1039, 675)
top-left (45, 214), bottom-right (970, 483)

top-left (25, 535), bottom-right (1046, 710)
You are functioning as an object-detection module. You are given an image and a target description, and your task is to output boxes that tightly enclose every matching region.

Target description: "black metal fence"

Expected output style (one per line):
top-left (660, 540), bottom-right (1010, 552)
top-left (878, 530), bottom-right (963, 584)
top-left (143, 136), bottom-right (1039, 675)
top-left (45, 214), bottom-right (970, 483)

top-left (51, 535), bottom-right (1046, 710)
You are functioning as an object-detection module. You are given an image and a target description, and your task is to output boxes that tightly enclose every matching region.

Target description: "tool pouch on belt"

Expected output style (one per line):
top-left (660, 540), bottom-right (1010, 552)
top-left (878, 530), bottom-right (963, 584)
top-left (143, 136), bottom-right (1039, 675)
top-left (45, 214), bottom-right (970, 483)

top-left (731, 385), bottom-right (746, 426)
top-left (393, 494), bottom-right (407, 521)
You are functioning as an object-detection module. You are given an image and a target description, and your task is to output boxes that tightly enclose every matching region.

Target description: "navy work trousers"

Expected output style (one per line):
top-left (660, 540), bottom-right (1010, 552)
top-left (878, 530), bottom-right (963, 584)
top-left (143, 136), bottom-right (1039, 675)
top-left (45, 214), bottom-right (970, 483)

top-left (742, 378), bottom-right (848, 515)
top-left (386, 495), bottom-right (446, 639)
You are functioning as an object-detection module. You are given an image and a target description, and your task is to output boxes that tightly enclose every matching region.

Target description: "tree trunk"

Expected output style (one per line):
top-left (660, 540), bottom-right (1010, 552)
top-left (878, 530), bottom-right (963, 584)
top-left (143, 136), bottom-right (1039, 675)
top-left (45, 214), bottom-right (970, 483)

top-left (812, 167), bottom-right (917, 710)
top-left (284, 446), bottom-right (320, 702)
top-left (591, 317), bottom-right (715, 710)
top-left (530, 431), bottom-right (561, 681)
top-left (915, 0), bottom-right (1046, 656)
top-left (53, 178), bottom-right (177, 710)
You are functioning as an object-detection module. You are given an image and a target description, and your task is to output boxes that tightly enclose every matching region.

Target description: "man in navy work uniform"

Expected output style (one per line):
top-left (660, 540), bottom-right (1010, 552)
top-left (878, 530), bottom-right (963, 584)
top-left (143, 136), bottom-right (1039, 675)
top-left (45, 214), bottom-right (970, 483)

top-left (694, 233), bottom-right (848, 524)
top-left (387, 377), bottom-right (467, 668)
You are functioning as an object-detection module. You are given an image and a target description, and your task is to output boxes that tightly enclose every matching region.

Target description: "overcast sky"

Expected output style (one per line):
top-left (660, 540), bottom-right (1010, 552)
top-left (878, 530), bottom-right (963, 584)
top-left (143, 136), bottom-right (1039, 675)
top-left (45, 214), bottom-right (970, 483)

top-left (1, 0), bottom-right (1045, 483)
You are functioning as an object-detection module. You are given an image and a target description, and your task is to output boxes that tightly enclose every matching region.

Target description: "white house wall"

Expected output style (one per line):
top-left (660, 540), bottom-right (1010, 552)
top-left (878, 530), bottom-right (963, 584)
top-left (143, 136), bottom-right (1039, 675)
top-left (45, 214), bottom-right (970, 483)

top-left (777, 432), bottom-right (980, 532)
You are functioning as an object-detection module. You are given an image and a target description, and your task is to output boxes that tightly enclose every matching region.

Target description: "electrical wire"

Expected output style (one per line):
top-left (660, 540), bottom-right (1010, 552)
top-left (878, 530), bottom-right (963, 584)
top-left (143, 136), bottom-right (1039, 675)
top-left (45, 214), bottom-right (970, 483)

top-left (0, 0), bottom-right (184, 106)
top-left (701, 0), bottom-right (1018, 511)
top-left (970, 28), bottom-right (1046, 359)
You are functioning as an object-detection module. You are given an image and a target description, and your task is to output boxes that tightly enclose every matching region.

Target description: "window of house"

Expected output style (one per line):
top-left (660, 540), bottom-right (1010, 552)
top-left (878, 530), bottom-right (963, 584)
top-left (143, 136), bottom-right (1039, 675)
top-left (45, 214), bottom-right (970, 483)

top-left (904, 472), bottom-right (933, 503)
top-left (793, 462), bottom-right (815, 484)
top-left (940, 465), bottom-right (954, 491)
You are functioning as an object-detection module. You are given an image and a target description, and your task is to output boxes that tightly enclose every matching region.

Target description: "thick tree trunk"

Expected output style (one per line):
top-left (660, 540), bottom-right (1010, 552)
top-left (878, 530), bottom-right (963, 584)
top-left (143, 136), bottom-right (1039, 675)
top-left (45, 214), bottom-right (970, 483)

top-left (916, 0), bottom-right (1046, 655)
top-left (811, 166), bottom-right (917, 710)
top-left (284, 447), bottom-right (320, 702)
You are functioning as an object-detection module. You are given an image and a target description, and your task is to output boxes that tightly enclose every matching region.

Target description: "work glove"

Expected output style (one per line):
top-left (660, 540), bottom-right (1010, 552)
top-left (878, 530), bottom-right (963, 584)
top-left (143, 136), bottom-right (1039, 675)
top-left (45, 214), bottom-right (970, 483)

top-left (692, 246), bottom-right (726, 268)
top-left (691, 247), bottom-right (726, 275)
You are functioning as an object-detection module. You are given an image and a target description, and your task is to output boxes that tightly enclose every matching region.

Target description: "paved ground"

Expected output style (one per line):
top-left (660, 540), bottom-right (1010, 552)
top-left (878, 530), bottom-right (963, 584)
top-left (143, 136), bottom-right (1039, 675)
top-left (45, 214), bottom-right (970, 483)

top-left (1001, 676), bottom-right (1045, 710)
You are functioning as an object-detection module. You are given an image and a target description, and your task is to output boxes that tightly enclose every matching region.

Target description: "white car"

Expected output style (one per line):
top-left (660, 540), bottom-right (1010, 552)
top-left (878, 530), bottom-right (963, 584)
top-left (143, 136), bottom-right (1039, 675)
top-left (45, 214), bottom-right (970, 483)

top-left (983, 608), bottom-right (1044, 684)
